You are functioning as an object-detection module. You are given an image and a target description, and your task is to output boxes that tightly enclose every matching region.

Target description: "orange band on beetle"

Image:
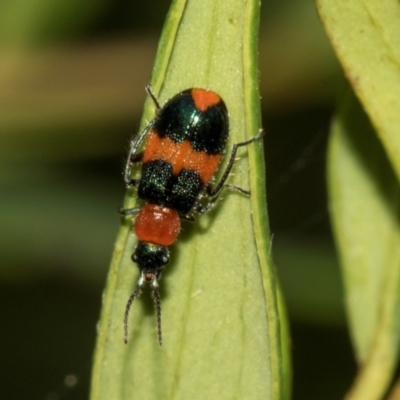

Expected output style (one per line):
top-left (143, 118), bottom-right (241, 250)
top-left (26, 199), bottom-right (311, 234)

top-left (191, 88), bottom-right (221, 112)
top-left (143, 131), bottom-right (222, 184)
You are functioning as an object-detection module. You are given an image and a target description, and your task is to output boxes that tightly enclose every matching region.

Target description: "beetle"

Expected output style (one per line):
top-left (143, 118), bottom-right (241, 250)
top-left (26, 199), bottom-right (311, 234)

top-left (120, 86), bottom-right (263, 345)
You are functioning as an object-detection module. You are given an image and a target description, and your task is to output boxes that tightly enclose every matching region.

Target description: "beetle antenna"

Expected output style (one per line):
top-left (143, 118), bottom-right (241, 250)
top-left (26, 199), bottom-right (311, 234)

top-left (124, 286), bottom-right (142, 344)
top-left (152, 287), bottom-right (163, 346)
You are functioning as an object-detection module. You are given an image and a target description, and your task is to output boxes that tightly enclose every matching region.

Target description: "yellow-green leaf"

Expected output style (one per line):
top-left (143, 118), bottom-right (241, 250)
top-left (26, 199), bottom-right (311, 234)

top-left (317, 0), bottom-right (400, 182)
top-left (328, 90), bottom-right (400, 400)
top-left (90, 1), bottom-right (289, 400)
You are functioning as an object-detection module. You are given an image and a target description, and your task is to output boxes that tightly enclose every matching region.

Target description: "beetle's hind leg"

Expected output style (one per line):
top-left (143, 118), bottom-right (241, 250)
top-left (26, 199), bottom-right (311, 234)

top-left (194, 129), bottom-right (264, 214)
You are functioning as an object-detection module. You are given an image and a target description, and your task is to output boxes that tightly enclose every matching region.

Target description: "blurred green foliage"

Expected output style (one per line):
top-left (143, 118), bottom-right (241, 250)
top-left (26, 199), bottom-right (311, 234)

top-left (0, 0), bottom-right (108, 47)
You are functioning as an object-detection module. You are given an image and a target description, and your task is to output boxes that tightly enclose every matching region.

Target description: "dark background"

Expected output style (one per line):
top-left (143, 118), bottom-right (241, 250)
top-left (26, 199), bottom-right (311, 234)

top-left (0, 0), bottom-right (355, 399)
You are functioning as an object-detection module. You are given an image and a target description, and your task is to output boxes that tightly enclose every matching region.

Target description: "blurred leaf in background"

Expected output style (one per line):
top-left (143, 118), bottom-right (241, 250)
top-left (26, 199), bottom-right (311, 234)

top-left (318, 0), bottom-right (400, 398)
top-left (0, 0), bottom-right (107, 48)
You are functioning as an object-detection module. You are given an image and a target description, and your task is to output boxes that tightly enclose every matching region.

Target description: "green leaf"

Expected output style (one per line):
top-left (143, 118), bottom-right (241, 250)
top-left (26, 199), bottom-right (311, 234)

top-left (317, 0), bottom-right (400, 181)
top-left (317, 2), bottom-right (400, 397)
top-left (90, 1), bottom-right (289, 400)
top-left (328, 90), bottom-right (400, 400)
